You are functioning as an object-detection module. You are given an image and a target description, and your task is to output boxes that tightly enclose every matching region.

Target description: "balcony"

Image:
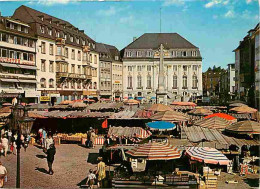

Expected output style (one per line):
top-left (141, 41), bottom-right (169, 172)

top-left (82, 60), bottom-right (91, 66)
top-left (55, 54), bottom-right (65, 61)
top-left (56, 72), bottom-right (92, 80)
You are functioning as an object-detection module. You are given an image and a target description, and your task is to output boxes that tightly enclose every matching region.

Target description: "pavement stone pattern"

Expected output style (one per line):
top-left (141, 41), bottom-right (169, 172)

top-left (0, 144), bottom-right (99, 188)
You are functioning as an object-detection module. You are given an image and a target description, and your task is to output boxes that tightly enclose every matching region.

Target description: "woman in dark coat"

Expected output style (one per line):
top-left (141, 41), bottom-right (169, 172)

top-left (47, 144), bottom-right (56, 175)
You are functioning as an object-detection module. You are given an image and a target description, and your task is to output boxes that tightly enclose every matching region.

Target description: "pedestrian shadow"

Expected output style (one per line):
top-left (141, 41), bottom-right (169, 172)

top-left (87, 153), bottom-right (99, 164)
top-left (36, 154), bottom-right (46, 159)
top-left (35, 167), bottom-right (49, 175)
top-left (34, 145), bottom-right (43, 150)
top-left (77, 177), bottom-right (88, 188)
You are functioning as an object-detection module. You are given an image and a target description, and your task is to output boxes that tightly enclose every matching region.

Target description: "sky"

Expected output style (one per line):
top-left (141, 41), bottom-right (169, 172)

top-left (0, 0), bottom-right (259, 71)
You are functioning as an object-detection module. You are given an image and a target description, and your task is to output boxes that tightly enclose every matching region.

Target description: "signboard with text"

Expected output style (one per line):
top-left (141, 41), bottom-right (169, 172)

top-left (40, 96), bottom-right (50, 101)
top-left (0, 57), bottom-right (34, 66)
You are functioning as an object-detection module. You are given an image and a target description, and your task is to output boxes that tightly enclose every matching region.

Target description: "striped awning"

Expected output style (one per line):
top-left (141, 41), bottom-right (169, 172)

top-left (108, 126), bottom-right (151, 139)
top-left (126, 142), bottom-right (182, 160)
top-left (185, 147), bottom-right (230, 165)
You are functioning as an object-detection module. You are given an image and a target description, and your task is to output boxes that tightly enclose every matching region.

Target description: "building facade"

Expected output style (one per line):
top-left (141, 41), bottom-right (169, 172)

top-left (12, 5), bottom-right (97, 104)
top-left (233, 23), bottom-right (258, 108)
top-left (121, 33), bottom-right (202, 102)
top-left (0, 14), bottom-right (39, 103)
top-left (252, 24), bottom-right (259, 109)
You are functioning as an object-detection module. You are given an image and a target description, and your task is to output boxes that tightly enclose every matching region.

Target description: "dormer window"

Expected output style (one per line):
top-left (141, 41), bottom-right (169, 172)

top-left (56, 31), bottom-right (60, 38)
top-left (41, 17), bottom-right (44, 21)
top-left (64, 25), bottom-right (66, 29)
top-left (40, 25), bottom-right (45, 34)
top-left (49, 20), bottom-right (52, 24)
top-left (192, 51), bottom-right (197, 57)
top-left (146, 51), bottom-right (152, 57)
top-left (64, 34), bottom-right (67, 40)
top-left (49, 29), bottom-right (52, 36)
top-left (182, 51), bottom-right (187, 57)
top-left (70, 36), bottom-right (74, 42)
top-left (82, 40), bottom-right (86, 46)
top-left (126, 51), bottom-right (132, 57)
top-left (93, 44), bottom-right (95, 49)
top-left (115, 56), bottom-right (119, 61)
top-left (76, 38), bottom-right (79, 44)
top-left (137, 51), bottom-right (142, 57)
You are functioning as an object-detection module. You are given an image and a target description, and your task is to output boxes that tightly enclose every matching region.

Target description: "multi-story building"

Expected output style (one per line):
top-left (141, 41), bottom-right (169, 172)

top-left (252, 23), bottom-right (259, 109)
top-left (202, 66), bottom-right (224, 97)
top-left (219, 63), bottom-right (235, 103)
top-left (0, 13), bottom-right (39, 103)
top-left (12, 5), bottom-right (97, 104)
top-left (121, 33), bottom-right (202, 102)
top-left (233, 23), bottom-right (258, 107)
top-left (96, 43), bottom-right (112, 100)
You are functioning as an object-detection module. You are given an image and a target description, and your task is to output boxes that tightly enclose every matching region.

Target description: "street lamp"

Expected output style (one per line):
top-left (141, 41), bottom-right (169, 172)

top-left (9, 93), bottom-right (35, 188)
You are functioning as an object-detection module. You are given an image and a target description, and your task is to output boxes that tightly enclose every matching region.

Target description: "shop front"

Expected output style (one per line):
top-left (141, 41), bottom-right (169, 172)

top-left (83, 90), bottom-right (99, 101)
top-left (25, 91), bottom-right (41, 103)
top-left (59, 91), bottom-right (83, 102)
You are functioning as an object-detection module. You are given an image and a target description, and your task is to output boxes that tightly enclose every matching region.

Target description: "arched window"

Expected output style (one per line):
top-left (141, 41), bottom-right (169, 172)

top-left (147, 75), bottom-right (151, 89)
top-left (49, 79), bottom-right (54, 88)
top-left (40, 78), bottom-right (46, 88)
top-left (137, 75), bottom-right (142, 88)
top-left (128, 75), bottom-right (132, 88)
top-left (173, 75), bottom-right (177, 89)
top-left (77, 81), bottom-right (81, 89)
top-left (192, 75), bottom-right (198, 89)
top-left (71, 81), bottom-right (75, 89)
top-left (93, 82), bottom-right (97, 89)
top-left (183, 75), bottom-right (187, 89)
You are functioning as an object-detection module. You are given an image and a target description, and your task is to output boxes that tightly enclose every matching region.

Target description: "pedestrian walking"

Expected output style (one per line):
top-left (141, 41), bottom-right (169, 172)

top-left (1, 137), bottom-right (8, 157)
top-left (7, 130), bottom-right (12, 152)
top-left (10, 134), bottom-right (16, 155)
top-left (96, 157), bottom-right (106, 188)
top-left (86, 169), bottom-right (96, 189)
top-left (45, 133), bottom-right (54, 151)
top-left (90, 129), bottom-right (96, 149)
top-left (46, 144), bottom-right (56, 175)
top-left (0, 161), bottom-right (7, 188)
top-left (42, 129), bottom-right (47, 148)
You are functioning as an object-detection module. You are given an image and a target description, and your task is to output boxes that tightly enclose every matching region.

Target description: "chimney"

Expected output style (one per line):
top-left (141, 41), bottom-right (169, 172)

top-left (133, 37), bottom-right (137, 42)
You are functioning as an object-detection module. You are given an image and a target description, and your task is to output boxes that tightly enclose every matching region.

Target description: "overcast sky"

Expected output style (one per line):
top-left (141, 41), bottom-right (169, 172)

top-left (0, 0), bottom-right (259, 71)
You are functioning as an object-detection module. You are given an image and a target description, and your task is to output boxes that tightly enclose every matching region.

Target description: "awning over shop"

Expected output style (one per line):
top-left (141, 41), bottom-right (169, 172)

top-left (108, 126), bottom-right (151, 139)
top-left (18, 65), bottom-right (37, 70)
top-left (136, 97), bottom-right (144, 100)
top-left (0, 63), bottom-right (19, 68)
top-left (18, 79), bottom-right (37, 83)
top-left (0, 78), bottom-right (19, 83)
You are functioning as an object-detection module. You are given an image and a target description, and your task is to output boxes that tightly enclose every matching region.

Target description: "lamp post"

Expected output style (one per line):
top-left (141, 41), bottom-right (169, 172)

top-left (9, 93), bottom-right (35, 188)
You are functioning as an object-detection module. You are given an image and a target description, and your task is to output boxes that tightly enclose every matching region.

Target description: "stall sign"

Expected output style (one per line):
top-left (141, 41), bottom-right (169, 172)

top-left (25, 91), bottom-right (41, 98)
top-left (40, 96), bottom-right (50, 101)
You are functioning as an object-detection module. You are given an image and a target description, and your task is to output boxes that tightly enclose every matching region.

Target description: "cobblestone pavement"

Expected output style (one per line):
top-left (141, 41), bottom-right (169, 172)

top-left (0, 144), bottom-right (100, 188)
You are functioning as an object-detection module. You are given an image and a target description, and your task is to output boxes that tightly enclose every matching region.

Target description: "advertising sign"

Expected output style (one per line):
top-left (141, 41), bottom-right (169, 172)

top-left (40, 96), bottom-right (50, 101)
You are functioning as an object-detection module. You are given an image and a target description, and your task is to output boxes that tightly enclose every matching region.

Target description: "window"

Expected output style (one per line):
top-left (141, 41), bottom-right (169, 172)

top-left (89, 54), bottom-right (92, 63)
top-left (126, 51), bottom-right (132, 57)
top-left (137, 66), bottom-right (142, 71)
top-left (71, 64), bottom-right (75, 73)
top-left (70, 36), bottom-right (74, 42)
top-left (83, 53), bottom-right (87, 61)
top-left (65, 48), bottom-right (68, 58)
top-left (192, 51), bottom-right (197, 57)
top-left (115, 56), bottom-right (119, 60)
top-left (49, 79), bottom-right (54, 88)
top-left (40, 25), bottom-right (44, 34)
top-left (57, 46), bottom-right (62, 56)
top-left (128, 75), bottom-right (132, 88)
top-left (183, 65), bottom-right (187, 71)
top-left (49, 61), bottom-right (54, 72)
top-left (1, 49), bottom-right (7, 57)
top-left (147, 65), bottom-right (151, 71)
top-left (41, 42), bottom-right (46, 54)
top-left (77, 81), bottom-right (81, 89)
top-left (41, 60), bottom-right (46, 72)
top-left (29, 53), bottom-right (34, 61)
top-left (71, 49), bottom-right (75, 60)
top-left (56, 31), bottom-right (60, 38)
top-left (192, 65), bottom-right (198, 71)
top-left (146, 51), bottom-right (152, 57)
top-left (49, 44), bottom-right (54, 55)
top-left (40, 78), bottom-right (46, 88)
top-left (128, 66), bottom-right (132, 71)
top-left (183, 76), bottom-right (187, 89)
top-left (137, 51), bottom-right (142, 57)
top-left (71, 81), bottom-right (75, 89)
top-left (147, 75), bottom-right (151, 89)
top-left (23, 53), bottom-right (28, 60)
top-left (1, 33), bottom-right (7, 42)
top-left (76, 38), bottom-right (79, 44)
top-left (192, 75), bottom-right (198, 88)
top-left (172, 51), bottom-right (177, 57)
top-left (173, 65), bottom-right (177, 71)
top-left (137, 75), bottom-right (142, 88)
top-left (48, 29), bottom-right (52, 36)
top-left (78, 51), bottom-right (81, 61)
top-left (78, 65), bottom-right (81, 74)
top-left (173, 75), bottom-right (177, 89)
top-left (94, 55), bottom-right (97, 64)
top-left (182, 51), bottom-right (187, 57)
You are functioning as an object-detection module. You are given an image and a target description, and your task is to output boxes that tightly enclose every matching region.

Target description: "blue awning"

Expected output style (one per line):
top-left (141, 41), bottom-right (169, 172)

top-left (147, 121), bottom-right (176, 131)
top-left (128, 97), bottom-right (134, 99)
top-left (136, 97), bottom-right (144, 100)
top-left (151, 97), bottom-right (156, 99)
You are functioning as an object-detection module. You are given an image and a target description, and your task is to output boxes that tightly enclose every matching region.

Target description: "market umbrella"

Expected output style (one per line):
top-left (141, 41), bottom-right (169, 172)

top-left (225, 120), bottom-right (260, 134)
top-left (194, 116), bottom-right (231, 130)
top-left (185, 147), bottom-right (230, 165)
top-left (124, 99), bottom-right (140, 105)
top-left (70, 101), bottom-right (87, 108)
top-left (126, 142), bottom-right (182, 160)
top-left (229, 103), bottom-right (246, 107)
top-left (204, 113), bottom-right (237, 123)
top-left (150, 110), bottom-right (189, 122)
top-left (2, 103), bottom-right (12, 106)
top-left (188, 107), bottom-right (213, 116)
top-left (171, 101), bottom-right (197, 106)
top-left (147, 121), bottom-right (176, 131)
top-left (28, 103), bottom-right (50, 110)
top-left (230, 105), bottom-right (257, 114)
top-left (148, 104), bottom-right (173, 112)
top-left (60, 100), bottom-right (73, 105)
